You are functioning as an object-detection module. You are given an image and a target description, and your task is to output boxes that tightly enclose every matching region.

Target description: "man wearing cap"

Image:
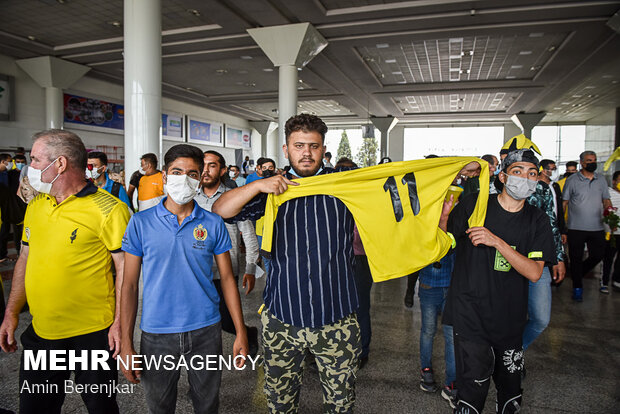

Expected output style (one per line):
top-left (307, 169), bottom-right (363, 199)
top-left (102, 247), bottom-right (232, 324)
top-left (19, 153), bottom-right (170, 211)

top-left (441, 149), bottom-right (556, 414)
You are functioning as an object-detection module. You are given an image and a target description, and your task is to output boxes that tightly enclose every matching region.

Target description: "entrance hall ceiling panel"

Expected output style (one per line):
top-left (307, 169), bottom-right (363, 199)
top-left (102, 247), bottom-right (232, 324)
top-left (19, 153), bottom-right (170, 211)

top-left (357, 32), bottom-right (568, 86)
top-left (236, 100), bottom-right (355, 118)
top-left (394, 92), bottom-right (521, 114)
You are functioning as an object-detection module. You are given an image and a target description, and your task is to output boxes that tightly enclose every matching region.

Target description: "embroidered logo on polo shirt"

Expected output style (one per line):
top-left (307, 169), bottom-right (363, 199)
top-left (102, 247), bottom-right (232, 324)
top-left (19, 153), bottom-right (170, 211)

top-left (70, 228), bottom-right (78, 244)
top-left (193, 224), bottom-right (207, 241)
top-left (25, 227), bottom-right (30, 241)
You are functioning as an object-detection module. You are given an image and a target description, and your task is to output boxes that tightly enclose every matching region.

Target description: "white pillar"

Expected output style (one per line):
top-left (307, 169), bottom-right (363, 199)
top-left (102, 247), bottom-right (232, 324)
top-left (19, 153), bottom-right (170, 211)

top-left (388, 126), bottom-right (405, 161)
top-left (45, 87), bottom-right (64, 129)
top-left (247, 23), bottom-right (327, 168)
top-left (278, 65), bottom-right (298, 165)
top-left (16, 56), bottom-right (90, 130)
top-left (124, 0), bottom-right (162, 185)
top-left (371, 116), bottom-right (399, 159)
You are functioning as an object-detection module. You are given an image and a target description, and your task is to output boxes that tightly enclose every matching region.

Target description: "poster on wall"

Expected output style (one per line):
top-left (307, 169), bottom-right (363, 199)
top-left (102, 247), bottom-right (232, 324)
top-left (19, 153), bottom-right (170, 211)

top-left (187, 116), bottom-right (223, 147)
top-left (0, 74), bottom-right (15, 121)
top-left (63, 93), bottom-right (124, 135)
top-left (162, 112), bottom-right (184, 142)
top-left (225, 125), bottom-right (252, 149)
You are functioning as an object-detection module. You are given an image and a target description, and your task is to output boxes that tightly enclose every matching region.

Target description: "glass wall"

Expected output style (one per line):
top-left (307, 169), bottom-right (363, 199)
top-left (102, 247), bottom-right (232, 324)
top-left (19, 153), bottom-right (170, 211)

top-left (403, 126), bottom-right (504, 160)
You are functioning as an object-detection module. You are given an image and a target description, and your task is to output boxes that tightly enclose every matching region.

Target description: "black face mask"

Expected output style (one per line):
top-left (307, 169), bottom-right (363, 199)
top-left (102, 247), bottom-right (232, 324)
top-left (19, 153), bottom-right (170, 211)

top-left (584, 162), bottom-right (597, 173)
top-left (564, 171), bottom-right (575, 178)
top-left (262, 169), bottom-right (275, 178)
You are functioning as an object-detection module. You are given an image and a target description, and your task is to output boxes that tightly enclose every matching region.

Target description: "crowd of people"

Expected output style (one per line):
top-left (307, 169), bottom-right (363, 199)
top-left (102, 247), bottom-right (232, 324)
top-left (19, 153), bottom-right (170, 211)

top-left (0, 113), bottom-right (617, 413)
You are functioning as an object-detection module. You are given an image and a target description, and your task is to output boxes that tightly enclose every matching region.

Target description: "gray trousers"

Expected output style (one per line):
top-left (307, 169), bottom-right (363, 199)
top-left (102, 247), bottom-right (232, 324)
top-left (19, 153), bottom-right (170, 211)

top-left (140, 322), bottom-right (222, 414)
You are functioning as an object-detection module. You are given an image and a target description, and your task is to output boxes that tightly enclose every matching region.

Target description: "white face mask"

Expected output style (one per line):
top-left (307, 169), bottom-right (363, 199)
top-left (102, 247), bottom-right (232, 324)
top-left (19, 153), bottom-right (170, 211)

top-left (139, 167), bottom-right (146, 175)
top-left (164, 174), bottom-right (200, 205)
top-left (229, 171), bottom-right (236, 178)
top-left (28, 157), bottom-right (61, 194)
top-left (86, 167), bottom-right (103, 180)
top-left (548, 169), bottom-right (560, 182)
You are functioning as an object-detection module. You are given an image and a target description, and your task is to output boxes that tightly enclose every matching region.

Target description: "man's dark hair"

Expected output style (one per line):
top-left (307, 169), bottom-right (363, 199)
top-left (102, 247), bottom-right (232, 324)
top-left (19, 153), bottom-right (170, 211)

top-left (13, 154), bottom-right (26, 162)
top-left (256, 157), bottom-right (266, 167)
top-left (16, 147), bottom-right (25, 154)
top-left (481, 154), bottom-right (496, 164)
top-left (87, 151), bottom-right (108, 166)
top-left (284, 114), bottom-right (328, 143)
top-left (204, 150), bottom-right (226, 169)
top-left (540, 159), bottom-right (555, 171)
top-left (141, 153), bottom-right (158, 168)
top-left (261, 158), bottom-right (276, 168)
top-left (425, 154), bottom-right (439, 159)
top-left (613, 171), bottom-right (620, 181)
top-left (163, 144), bottom-right (204, 172)
top-left (229, 165), bottom-right (240, 170)
top-left (0, 153), bottom-right (11, 162)
top-left (335, 157), bottom-right (357, 168)
top-left (566, 161), bottom-right (578, 168)
top-left (325, 152), bottom-right (332, 159)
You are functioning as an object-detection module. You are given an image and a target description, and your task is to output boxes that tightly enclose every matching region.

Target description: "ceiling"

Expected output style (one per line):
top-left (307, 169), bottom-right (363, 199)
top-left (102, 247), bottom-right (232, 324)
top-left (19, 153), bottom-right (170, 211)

top-left (1, 0), bottom-right (619, 127)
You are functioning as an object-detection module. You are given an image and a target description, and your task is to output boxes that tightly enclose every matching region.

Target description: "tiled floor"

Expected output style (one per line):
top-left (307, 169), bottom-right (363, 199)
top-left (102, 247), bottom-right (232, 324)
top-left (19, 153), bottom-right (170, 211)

top-left (1, 248), bottom-right (618, 413)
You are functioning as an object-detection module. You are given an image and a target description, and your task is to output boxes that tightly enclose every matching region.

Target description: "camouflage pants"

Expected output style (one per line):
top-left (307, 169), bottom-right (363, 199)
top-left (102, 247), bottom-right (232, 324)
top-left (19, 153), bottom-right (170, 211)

top-left (261, 310), bottom-right (361, 414)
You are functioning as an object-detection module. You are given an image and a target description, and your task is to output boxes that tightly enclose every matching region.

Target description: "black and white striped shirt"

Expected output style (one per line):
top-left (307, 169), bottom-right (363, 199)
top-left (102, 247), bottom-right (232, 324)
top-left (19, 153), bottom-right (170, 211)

top-left (230, 169), bottom-right (359, 328)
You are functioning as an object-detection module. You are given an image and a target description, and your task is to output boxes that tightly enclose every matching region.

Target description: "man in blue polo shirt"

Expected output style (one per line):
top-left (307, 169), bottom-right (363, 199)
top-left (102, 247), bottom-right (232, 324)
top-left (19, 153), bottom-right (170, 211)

top-left (86, 151), bottom-right (132, 211)
top-left (119, 144), bottom-right (249, 413)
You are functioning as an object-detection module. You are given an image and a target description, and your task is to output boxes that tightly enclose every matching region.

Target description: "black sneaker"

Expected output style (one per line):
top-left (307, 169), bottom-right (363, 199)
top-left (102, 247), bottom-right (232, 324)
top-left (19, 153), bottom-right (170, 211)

top-left (420, 368), bottom-right (439, 392)
top-left (441, 382), bottom-right (457, 408)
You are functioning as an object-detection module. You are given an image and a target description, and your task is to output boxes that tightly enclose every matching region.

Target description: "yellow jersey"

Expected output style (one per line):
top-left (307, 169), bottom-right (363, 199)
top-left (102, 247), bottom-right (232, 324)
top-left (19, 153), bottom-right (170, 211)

top-left (22, 183), bottom-right (130, 339)
top-left (138, 171), bottom-right (165, 211)
top-left (261, 157), bottom-right (489, 282)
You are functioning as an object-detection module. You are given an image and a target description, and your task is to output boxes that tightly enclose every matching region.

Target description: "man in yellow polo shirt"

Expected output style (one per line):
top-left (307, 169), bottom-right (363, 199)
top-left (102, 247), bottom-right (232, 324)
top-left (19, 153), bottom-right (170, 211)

top-left (0, 130), bottom-right (130, 414)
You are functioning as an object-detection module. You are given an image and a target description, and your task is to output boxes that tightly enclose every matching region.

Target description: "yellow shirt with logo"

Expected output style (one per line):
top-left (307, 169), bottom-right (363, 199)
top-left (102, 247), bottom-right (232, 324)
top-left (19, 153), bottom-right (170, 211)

top-left (22, 184), bottom-right (130, 339)
top-left (261, 157), bottom-right (489, 282)
top-left (138, 171), bottom-right (165, 211)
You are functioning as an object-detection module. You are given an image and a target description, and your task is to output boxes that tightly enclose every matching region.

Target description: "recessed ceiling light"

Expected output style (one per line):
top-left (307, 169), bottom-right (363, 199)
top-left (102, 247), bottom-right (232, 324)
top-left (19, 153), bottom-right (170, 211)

top-left (240, 56), bottom-right (253, 60)
top-left (553, 107), bottom-right (562, 110)
top-left (376, 43), bottom-right (389, 48)
top-left (548, 46), bottom-right (556, 52)
top-left (506, 75), bottom-right (516, 79)
top-left (385, 59), bottom-right (397, 63)
top-left (519, 51), bottom-right (532, 55)
top-left (27, 35), bottom-right (36, 41)
top-left (584, 85), bottom-right (596, 89)
top-left (298, 79), bottom-right (303, 83)
top-left (297, 67), bottom-right (302, 71)
top-left (529, 32), bottom-right (544, 37)
top-left (108, 21), bottom-right (122, 27)
top-left (561, 102), bottom-right (570, 105)
top-left (215, 69), bottom-right (227, 74)
top-left (187, 9), bottom-right (201, 16)
top-left (460, 51), bottom-right (474, 56)
top-left (245, 82), bottom-right (256, 87)
top-left (333, 108), bottom-right (341, 112)
top-left (263, 68), bottom-right (274, 72)
top-left (460, 69), bottom-right (470, 74)
top-left (511, 65), bottom-right (523, 69)
top-left (185, 87), bottom-right (193, 91)
top-left (392, 71), bottom-right (403, 75)
top-left (530, 66), bottom-right (541, 71)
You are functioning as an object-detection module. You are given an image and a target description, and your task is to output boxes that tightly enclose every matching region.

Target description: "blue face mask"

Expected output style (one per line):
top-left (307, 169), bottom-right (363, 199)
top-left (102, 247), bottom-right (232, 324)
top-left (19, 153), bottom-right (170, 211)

top-left (15, 162), bottom-right (26, 171)
top-left (494, 168), bottom-right (500, 176)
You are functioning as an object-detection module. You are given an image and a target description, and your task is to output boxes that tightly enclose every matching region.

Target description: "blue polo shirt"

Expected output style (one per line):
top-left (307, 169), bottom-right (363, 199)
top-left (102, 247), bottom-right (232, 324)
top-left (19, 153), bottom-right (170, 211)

top-left (100, 172), bottom-right (132, 210)
top-left (122, 198), bottom-right (231, 334)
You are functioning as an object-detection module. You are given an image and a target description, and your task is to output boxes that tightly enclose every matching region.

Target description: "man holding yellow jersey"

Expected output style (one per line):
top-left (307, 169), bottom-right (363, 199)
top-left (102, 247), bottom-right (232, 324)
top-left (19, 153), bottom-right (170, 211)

top-left (0, 130), bottom-right (130, 414)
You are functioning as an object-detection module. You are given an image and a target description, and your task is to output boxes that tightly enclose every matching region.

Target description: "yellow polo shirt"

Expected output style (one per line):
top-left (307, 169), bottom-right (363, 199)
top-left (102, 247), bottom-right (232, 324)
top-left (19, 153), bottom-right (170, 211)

top-left (22, 182), bottom-right (130, 339)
